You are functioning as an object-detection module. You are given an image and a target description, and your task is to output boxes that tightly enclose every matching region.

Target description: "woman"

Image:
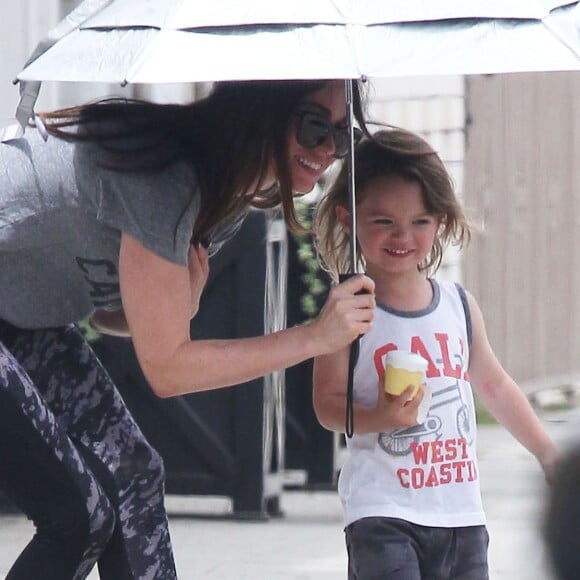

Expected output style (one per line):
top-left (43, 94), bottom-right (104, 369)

top-left (0, 79), bottom-right (376, 579)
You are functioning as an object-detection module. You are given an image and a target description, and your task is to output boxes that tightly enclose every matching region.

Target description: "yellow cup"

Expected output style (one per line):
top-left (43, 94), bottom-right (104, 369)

top-left (384, 351), bottom-right (428, 398)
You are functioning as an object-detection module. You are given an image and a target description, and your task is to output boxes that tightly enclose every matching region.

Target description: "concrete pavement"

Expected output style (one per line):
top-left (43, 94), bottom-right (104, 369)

top-left (1, 411), bottom-right (578, 579)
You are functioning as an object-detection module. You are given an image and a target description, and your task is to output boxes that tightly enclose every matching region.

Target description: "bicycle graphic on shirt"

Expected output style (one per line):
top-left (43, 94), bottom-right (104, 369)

top-left (378, 354), bottom-right (473, 457)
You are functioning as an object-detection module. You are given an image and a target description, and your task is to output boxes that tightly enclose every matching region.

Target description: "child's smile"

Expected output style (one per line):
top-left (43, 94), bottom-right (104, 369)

top-left (354, 174), bottom-right (439, 278)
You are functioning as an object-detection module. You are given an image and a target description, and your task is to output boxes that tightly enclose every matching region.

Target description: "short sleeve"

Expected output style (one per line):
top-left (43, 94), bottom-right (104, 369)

top-left (74, 139), bottom-right (200, 266)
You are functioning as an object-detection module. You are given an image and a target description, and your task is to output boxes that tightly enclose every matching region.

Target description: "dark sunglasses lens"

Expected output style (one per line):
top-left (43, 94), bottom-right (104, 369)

top-left (295, 113), bottom-right (355, 159)
top-left (332, 128), bottom-right (350, 158)
top-left (332, 128), bottom-right (362, 159)
top-left (297, 114), bottom-right (329, 148)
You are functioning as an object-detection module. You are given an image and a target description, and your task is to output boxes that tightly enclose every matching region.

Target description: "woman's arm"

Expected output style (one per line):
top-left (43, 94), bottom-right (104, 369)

top-left (88, 242), bottom-right (210, 339)
top-left (466, 290), bottom-right (559, 478)
top-left (313, 347), bottom-right (424, 434)
top-left (119, 232), bottom-right (376, 397)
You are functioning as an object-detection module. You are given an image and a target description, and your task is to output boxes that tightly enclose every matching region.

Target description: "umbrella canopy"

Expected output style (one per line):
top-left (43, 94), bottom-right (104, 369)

top-left (15, 0), bottom-right (580, 85)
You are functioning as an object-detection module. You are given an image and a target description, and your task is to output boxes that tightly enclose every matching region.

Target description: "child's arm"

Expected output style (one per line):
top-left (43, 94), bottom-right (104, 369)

top-left (466, 290), bottom-right (559, 480)
top-left (313, 346), bottom-right (423, 433)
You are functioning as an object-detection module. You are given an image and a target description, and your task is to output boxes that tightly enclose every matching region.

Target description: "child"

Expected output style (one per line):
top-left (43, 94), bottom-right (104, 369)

top-left (313, 128), bottom-right (558, 579)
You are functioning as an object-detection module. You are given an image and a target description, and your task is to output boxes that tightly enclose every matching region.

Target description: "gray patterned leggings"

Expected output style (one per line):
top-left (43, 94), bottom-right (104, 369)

top-left (0, 321), bottom-right (177, 580)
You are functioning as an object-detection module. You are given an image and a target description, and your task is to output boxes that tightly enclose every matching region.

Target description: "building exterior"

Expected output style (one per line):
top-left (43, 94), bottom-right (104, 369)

top-left (463, 72), bottom-right (580, 385)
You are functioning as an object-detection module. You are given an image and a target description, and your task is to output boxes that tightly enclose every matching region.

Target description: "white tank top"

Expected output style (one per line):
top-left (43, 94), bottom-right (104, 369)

top-left (339, 279), bottom-right (486, 528)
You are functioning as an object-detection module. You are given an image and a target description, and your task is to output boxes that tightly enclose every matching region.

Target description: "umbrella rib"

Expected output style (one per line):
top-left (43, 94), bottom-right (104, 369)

top-left (543, 10), bottom-right (580, 59)
top-left (124, 31), bottom-right (166, 85)
top-left (24, 0), bottom-right (114, 70)
top-left (3, 0), bottom-right (116, 138)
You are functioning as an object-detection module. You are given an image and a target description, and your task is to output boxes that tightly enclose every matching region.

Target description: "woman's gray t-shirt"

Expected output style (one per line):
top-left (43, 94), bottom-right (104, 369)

top-left (0, 128), bottom-right (247, 328)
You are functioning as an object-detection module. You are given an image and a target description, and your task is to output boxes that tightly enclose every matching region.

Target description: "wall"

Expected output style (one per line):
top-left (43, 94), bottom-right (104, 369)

top-left (463, 72), bottom-right (580, 384)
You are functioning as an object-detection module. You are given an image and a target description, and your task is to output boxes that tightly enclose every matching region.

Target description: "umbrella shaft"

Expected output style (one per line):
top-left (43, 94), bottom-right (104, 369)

top-left (345, 80), bottom-right (357, 274)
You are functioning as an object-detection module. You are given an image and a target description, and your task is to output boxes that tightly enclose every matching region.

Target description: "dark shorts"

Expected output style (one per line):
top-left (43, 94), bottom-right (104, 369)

top-left (345, 517), bottom-right (489, 580)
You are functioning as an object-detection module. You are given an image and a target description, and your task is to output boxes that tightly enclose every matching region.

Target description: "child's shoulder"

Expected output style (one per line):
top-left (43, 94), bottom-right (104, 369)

top-left (432, 278), bottom-right (470, 300)
top-left (433, 278), bottom-right (474, 347)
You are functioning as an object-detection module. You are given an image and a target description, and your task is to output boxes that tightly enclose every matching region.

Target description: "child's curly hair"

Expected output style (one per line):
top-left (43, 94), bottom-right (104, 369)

top-left (314, 127), bottom-right (471, 281)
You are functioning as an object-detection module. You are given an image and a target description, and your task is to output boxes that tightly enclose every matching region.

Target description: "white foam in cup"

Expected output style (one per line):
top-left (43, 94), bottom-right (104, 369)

top-left (384, 351), bottom-right (428, 397)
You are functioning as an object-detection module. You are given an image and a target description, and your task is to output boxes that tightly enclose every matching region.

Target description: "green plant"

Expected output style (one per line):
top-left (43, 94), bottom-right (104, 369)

top-left (291, 201), bottom-right (329, 320)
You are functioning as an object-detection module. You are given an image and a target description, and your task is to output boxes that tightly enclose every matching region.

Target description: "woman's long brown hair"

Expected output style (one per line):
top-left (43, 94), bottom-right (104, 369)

top-left (41, 80), bottom-right (369, 245)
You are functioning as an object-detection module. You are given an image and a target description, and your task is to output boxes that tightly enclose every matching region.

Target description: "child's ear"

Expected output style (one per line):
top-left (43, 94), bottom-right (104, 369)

top-left (336, 206), bottom-right (351, 234)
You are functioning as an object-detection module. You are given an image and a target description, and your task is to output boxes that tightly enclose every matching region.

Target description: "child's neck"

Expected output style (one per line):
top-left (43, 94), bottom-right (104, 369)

top-left (373, 270), bottom-right (433, 312)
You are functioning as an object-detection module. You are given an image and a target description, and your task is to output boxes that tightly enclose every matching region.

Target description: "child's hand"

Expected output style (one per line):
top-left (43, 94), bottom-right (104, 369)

top-left (375, 383), bottom-right (425, 430)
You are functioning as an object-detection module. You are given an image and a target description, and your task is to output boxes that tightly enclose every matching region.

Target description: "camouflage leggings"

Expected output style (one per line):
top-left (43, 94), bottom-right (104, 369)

top-left (0, 321), bottom-right (177, 580)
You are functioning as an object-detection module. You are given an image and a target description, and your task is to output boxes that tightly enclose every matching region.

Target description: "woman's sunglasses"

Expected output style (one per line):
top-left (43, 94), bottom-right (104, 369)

top-left (294, 111), bottom-right (362, 159)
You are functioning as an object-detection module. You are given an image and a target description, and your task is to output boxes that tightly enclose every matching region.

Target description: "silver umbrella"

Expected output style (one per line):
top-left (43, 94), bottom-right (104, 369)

top-left (14, 0), bottom-right (580, 84)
